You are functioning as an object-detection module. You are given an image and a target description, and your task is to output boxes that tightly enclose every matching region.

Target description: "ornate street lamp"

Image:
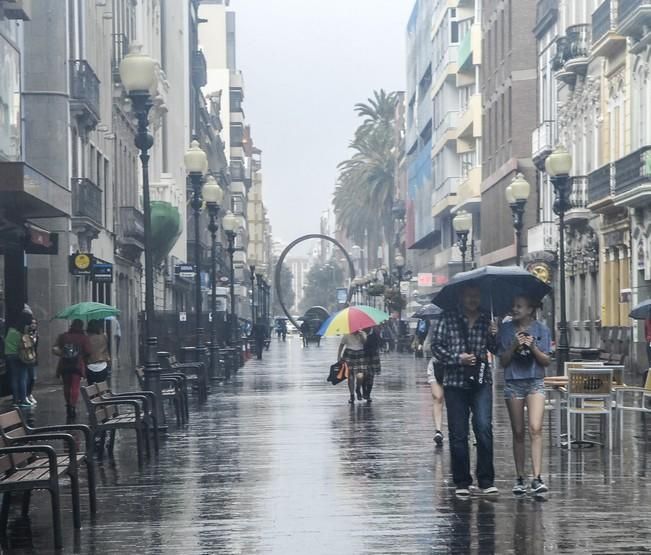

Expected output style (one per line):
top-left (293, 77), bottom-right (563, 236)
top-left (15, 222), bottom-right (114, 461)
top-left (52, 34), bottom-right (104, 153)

top-left (184, 139), bottom-right (208, 360)
top-left (119, 45), bottom-right (162, 407)
top-left (249, 260), bottom-right (257, 331)
top-left (506, 172), bottom-right (531, 266)
top-left (546, 145), bottom-right (573, 376)
top-left (222, 210), bottom-right (239, 350)
top-left (453, 210), bottom-right (473, 272)
top-left (203, 175), bottom-right (224, 377)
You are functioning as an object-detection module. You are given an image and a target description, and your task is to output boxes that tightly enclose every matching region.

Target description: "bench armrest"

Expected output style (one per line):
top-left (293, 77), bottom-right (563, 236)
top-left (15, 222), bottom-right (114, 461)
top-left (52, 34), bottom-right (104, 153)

top-left (26, 424), bottom-right (92, 454)
top-left (102, 392), bottom-right (153, 414)
top-left (92, 399), bottom-right (142, 420)
top-left (7, 432), bottom-right (77, 461)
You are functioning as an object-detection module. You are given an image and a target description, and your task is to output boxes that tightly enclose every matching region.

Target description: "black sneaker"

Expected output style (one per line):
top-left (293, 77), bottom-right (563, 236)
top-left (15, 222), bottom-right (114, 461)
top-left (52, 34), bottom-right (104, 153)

top-left (512, 477), bottom-right (526, 495)
top-left (434, 430), bottom-right (444, 446)
top-left (531, 476), bottom-right (549, 495)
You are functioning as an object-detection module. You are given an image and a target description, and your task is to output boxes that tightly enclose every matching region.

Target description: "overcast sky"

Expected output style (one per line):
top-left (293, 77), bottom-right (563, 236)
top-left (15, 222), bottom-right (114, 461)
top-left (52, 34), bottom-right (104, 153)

top-left (233, 0), bottom-right (414, 249)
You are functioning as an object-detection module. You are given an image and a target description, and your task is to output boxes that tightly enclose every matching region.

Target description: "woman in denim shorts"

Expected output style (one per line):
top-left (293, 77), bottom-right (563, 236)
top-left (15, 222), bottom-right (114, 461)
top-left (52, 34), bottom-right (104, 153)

top-left (497, 295), bottom-right (551, 495)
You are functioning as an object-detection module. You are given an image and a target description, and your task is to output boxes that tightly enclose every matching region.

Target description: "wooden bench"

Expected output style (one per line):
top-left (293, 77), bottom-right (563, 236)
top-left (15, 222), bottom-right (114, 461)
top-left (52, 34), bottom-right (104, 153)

top-left (135, 368), bottom-right (187, 427)
top-left (158, 353), bottom-right (208, 402)
top-left (0, 440), bottom-right (63, 548)
top-left (81, 384), bottom-right (150, 468)
top-left (599, 351), bottom-right (626, 365)
top-left (94, 382), bottom-right (160, 455)
top-left (0, 409), bottom-right (96, 534)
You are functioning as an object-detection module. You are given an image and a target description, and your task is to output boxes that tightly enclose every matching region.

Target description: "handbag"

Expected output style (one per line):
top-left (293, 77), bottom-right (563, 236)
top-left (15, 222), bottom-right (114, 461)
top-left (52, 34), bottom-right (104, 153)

top-left (327, 361), bottom-right (349, 385)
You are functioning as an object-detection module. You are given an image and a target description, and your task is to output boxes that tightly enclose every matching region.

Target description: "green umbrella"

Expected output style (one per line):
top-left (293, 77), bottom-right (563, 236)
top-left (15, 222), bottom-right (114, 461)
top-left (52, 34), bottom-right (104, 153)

top-left (54, 302), bottom-right (120, 321)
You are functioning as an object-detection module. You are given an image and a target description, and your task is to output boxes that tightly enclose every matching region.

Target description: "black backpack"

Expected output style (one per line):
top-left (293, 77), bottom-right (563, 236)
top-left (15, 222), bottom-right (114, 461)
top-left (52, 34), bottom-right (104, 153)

top-left (61, 342), bottom-right (80, 361)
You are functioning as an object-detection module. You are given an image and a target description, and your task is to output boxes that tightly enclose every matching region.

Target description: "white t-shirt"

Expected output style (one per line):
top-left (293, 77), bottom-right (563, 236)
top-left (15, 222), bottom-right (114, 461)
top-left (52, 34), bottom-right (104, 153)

top-left (340, 332), bottom-right (366, 351)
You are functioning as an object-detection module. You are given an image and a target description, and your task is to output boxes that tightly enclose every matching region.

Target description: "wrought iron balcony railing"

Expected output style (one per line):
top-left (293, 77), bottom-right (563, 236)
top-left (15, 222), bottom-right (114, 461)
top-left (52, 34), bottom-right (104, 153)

top-left (192, 50), bottom-right (207, 88)
top-left (119, 206), bottom-right (144, 244)
top-left (614, 145), bottom-right (651, 196)
top-left (112, 34), bottom-right (129, 80)
top-left (71, 178), bottom-right (102, 225)
top-left (69, 60), bottom-right (100, 120)
top-left (588, 163), bottom-right (614, 206)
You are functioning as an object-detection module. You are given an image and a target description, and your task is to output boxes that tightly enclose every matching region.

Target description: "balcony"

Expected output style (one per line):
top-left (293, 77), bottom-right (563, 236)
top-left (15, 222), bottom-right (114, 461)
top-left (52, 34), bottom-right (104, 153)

top-left (431, 176), bottom-right (460, 217)
top-left (433, 111), bottom-right (458, 148)
top-left (588, 162), bottom-right (615, 209)
top-left (565, 176), bottom-right (591, 223)
top-left (117, 206), bottom-right (144, 260)
top-left (230, 159), bottom-right (245, 182)
top-left (192, 50), bottom-right (207, 89)
top-left (71, 177), bottom-right (102, 227)
top-left (613, 145), bottom-right (651, 206)
top-left (528, 221), bottom-right (558, 253)
top-left (618, 0), bottom-right (651, 51)
top-left (531, 121), bottom-right (556, 169)
top-left (564, 25), bottom-right (592, 73)
top-left (69, 60), bottom-right (100, 129)
top-left (592, 1), bottom-right (627, 57)
top-left (112, 34), bottom-right (129, 81)
top-left (534, 0), bottom-right (559, 36)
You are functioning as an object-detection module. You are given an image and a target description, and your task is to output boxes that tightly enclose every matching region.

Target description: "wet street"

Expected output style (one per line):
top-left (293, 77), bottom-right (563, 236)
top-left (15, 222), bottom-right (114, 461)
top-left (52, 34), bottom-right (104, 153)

top-left (3, 337), bottom-right (651, 554)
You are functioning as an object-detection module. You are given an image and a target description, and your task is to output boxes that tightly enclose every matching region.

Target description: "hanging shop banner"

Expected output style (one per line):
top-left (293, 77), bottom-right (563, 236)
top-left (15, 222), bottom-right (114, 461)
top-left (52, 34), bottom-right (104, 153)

top-left (417, 273), bottom-right (433, 287)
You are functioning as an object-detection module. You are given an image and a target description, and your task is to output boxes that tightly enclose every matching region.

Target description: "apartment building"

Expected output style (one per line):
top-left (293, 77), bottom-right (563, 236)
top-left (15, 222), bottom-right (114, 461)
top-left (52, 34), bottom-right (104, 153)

top-left (479, 0), bottom-right (538, 266)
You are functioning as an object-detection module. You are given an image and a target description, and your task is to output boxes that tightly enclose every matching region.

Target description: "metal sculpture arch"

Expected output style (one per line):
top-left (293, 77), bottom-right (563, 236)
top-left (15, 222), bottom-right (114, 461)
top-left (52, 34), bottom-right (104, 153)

top-left (274, 234), bottom-right (356, 330)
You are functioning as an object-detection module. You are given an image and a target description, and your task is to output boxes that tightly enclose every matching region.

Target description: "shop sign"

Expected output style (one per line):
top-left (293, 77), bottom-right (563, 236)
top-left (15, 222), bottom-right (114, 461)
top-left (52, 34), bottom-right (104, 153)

top-left (175, 264), bottom-right (196, 279)
top-left (69, 253), bottom-right (93, 276)
top-left (91, 262), bottom-right (113, 283)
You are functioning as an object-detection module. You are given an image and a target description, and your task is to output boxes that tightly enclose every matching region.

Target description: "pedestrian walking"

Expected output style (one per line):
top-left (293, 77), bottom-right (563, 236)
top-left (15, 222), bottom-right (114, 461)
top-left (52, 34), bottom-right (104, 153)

top-left (110, 316), bottom-right (121, 365)
top-left (413, 318), bottom-right (430, 358)
top-left (645, 316), bottom-right (651, 371)
top-left (253, 321), bottom-right (266, 360)
top-left (3, 312), bottom-right (35, 407)
top-left (300, 320), bottom-right (310, 348)
top-left (337, 330), bottom-right (367, 404)
top-left (362, 326), bottom-right (382, 402)
top-left (86, 319), bottom-right (111, 385)
top-left (431, 282), bottom-right (498, 497)
top-left (53, 319), bottom-right (90, 419)
top-left (25, 317), bottom-right (39, 405)
top-left (423, 319), bottom-right (444, 446)
top-left (497, 295), bottom-right (551, 495)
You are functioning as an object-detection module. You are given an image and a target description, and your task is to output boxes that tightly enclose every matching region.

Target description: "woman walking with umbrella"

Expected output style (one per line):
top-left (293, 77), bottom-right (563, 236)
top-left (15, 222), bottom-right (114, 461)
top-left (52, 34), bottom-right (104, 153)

top-left (497, 295), bottom-right (551, 495)
top-left (319, 305), bottom-right (390, 404)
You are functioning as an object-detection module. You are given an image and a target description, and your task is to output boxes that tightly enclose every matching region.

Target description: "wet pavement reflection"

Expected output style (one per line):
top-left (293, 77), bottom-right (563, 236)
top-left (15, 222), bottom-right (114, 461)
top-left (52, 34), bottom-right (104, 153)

top-left (2, 337), bottom-right (650, 553)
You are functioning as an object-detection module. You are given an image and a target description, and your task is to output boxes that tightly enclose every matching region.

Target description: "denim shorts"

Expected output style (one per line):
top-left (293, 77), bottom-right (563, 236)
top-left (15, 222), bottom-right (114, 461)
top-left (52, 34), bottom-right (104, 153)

top-left (504, 378), bottom-right (546, 400)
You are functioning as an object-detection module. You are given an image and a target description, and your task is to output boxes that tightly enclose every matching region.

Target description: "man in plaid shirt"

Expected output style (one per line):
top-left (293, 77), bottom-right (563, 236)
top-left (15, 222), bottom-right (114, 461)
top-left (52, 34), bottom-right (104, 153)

top-left (431, 283), bottom-right (498, 497)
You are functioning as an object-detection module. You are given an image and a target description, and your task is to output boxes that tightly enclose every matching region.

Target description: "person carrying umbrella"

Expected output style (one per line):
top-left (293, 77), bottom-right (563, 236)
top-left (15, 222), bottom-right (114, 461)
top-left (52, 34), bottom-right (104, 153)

top-left (497, 295), bottom-right (551, 495)
top-left (431, 281), bottom-right (498, 497)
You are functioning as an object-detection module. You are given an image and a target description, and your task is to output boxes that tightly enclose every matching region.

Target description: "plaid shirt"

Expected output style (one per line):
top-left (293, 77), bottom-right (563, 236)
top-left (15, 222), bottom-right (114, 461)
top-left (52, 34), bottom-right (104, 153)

top-left (431, 310), bottom-right (497, 389)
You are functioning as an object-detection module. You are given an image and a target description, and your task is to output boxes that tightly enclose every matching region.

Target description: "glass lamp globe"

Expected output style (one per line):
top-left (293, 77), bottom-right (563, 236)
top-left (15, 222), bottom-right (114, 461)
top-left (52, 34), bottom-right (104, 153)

top-left (119, 44), bottom-right (156, 93)
top-left (184, 140), bottom-right (207, 174)
top-left (222, 210), bottom-right (237, 232)
top-left (545, 145), bottom-right (572, 177)
top-left (203, 176), bottom-right (223, 205)
top-left (452, 210), bottom-right (472, 233)
top-left (510, 172), bottom-right (531, 201)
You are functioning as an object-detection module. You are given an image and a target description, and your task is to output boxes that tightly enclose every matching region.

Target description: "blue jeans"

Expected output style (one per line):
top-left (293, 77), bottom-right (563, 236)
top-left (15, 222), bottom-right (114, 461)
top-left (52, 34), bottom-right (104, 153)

top-left (444, 383), bottom-right (495, 489)
top-left (6, 357), bottom-right (28, 403)
top-left (26, 365), bottom-right (36, 396)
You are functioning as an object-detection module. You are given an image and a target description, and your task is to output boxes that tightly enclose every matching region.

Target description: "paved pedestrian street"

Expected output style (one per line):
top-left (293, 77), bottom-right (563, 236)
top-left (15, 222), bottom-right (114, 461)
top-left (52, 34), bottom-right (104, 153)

top-left (2, 338), bottom-right (650, 554)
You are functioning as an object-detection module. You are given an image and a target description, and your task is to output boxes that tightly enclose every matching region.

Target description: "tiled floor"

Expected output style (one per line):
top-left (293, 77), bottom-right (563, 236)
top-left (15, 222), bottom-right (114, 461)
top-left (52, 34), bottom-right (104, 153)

top-left (1, 337), bottom-right (649, 554)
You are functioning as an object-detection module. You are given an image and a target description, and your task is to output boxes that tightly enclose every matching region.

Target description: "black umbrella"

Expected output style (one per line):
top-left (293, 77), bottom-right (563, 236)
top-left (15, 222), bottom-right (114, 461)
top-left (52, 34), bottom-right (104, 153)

top-left (629, 299), bottom-right (651, 320)
top-left (411, 303), bottom-right (443, 320)
top-left (432, 265), bottom-right (552, 316)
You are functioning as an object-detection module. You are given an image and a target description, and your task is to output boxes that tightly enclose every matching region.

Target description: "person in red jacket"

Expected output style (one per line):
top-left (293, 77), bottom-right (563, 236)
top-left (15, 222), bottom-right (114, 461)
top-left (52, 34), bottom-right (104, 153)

top-left (53, 319), bottom-right (91, 419)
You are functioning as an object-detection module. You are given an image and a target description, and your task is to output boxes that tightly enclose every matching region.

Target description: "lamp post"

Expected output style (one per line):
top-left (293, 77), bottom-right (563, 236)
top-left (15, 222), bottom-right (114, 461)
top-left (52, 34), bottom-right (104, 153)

top-left (222, 210), bottom-right (241, 378)
top-left (203, 175), bottom-right (224, 377)
top-left (506, 173), bottom-right (531, 267)
top-left (545, 145), bottom-right (573, 376)
top-left (119, 45), bottom-right (162, 410)
top-left (453, 210), bottom-right (472, 272)
top-left (256, 264), bottom-right (267, 326)
top-left (249, 263), bottom-right (256, 332)
top-left (185, 140), bottom-right (208, 358)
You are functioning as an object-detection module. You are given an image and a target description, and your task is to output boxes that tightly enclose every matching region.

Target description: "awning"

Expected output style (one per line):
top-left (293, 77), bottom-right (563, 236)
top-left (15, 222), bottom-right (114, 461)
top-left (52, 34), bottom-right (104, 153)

top-left (0, 162), bottom-right (70, 219)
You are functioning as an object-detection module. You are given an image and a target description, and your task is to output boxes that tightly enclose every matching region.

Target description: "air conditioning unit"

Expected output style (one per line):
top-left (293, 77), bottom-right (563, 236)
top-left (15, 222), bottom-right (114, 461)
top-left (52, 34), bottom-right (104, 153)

top-left (96, 0), bottom-right (107, 5)
top-left (2, 0), bottom-right (31, 20)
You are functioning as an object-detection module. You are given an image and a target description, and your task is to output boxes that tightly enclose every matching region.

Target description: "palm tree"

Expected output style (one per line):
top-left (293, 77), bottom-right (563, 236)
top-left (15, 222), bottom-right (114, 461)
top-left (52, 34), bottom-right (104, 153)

top-left (334, 89), bottom-right (401, 266)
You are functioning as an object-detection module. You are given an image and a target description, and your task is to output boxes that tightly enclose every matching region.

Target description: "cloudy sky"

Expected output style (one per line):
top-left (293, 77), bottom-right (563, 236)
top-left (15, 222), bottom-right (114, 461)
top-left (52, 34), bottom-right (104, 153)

top-left (233, 0), bottom-right (414, 247)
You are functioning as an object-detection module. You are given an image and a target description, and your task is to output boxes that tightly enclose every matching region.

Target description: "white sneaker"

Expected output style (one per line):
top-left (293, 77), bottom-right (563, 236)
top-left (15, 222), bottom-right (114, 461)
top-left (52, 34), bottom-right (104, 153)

top-left (455, 488), bottom-right (471, 498)
top-left (27, 395), bottom-right (37, 405)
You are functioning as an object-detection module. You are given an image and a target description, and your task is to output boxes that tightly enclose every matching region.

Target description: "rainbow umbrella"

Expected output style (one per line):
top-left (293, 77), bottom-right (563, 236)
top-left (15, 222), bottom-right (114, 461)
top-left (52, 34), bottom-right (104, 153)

top-left (317, 305), bottom-right (390, 336)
